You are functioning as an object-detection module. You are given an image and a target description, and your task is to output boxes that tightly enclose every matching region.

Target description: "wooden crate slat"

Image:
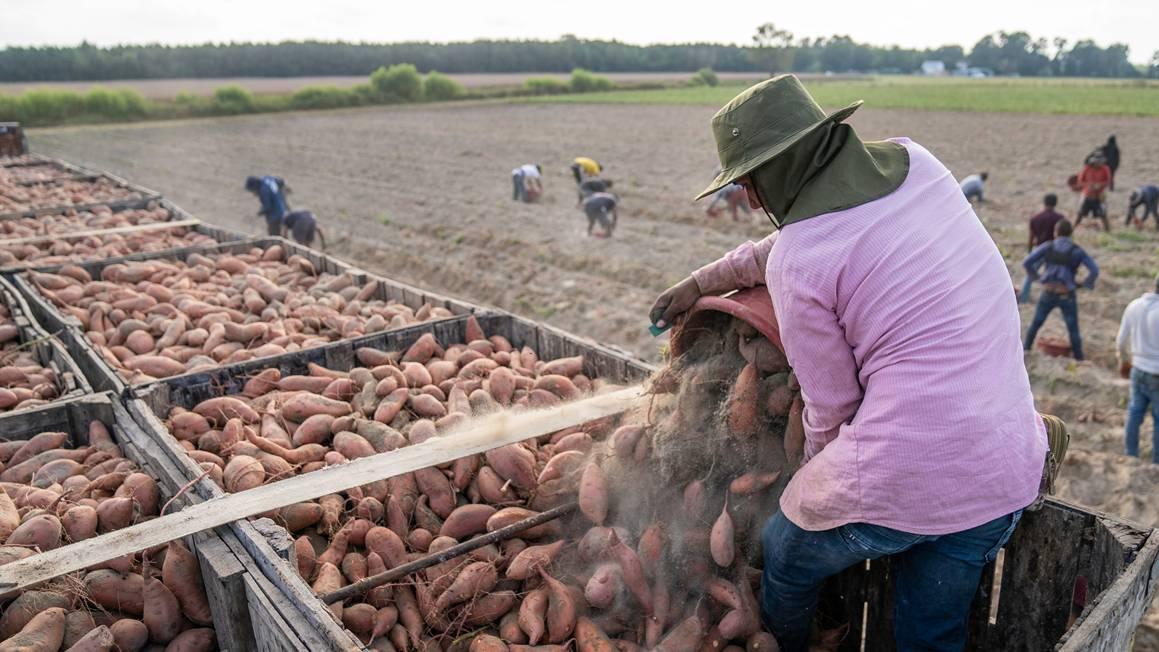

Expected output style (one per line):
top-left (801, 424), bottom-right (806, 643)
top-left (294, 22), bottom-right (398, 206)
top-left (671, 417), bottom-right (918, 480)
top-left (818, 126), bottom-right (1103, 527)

top-left (0, 275), bottom-right (90, 407)
top-left (0, 394), bottom-right (257, 651)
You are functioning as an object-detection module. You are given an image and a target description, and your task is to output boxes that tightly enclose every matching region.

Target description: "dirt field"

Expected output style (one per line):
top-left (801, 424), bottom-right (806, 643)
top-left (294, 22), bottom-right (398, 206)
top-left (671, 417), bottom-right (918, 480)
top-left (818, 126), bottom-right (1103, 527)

top-left (30, 100), bottom-right (1159, 644)
top-left (0, 72), bottom-right (765, 98)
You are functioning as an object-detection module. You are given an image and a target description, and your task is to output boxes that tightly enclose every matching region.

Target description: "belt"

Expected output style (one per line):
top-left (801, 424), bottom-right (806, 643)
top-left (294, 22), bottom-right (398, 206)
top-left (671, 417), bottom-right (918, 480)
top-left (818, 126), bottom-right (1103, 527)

top-left (1042, 282), bottom-right (1073, 296)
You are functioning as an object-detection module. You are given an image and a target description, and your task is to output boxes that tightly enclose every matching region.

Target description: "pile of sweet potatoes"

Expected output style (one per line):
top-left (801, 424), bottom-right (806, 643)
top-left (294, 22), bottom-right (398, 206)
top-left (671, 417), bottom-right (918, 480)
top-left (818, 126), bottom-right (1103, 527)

top-left (0, 178), bottom-right (144, 214)
top-left (0, 226), bottom-right (223, 269)
top-left (153, 313), bottom-right (803, 651)
top-left (28, 243), bottom-right (455, 384)
top-left (0, 304), bottom-right (67, 414)
top-left (0, 204), bottom-right (173, 240)
top-left (0, 420), bottom-right (217, 651)
top-left (0, 163), bottom-right (74, 185)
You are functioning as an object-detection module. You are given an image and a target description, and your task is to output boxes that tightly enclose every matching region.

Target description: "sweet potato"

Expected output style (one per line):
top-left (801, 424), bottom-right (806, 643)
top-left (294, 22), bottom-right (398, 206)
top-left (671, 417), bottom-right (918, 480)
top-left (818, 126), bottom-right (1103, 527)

top-left (6, 513), bottom-right (62, 550)
top-left (162, 540), bottom-right (213, 626)
top-left (487, 507), bottom-right (560, 540)
top-left (294, 536), bottom-right (316, 580)
top-left (108, 619), bottom-right (148, 652)
top-left (9, 432), bottom-right (67, 467)
top-left (485, 444), bottom-right (537, 491)
top-left (608, 530), bottom-right (652, 614)
top-left (652, 615), bottom-right (705, 652)
top-left (726, 363), bottom-right (762, 437)
top-left (729, 471), bottom-right (782, 496)
top-left (470, 634), bottom-right (509, 652)
top-left (292, 414), bottom-right (335, 446)
top-left (584, 563), bottom-right (623, 609)
top-left (439, 504), bottom-right (497, 540)
top-left (0, 607), bottom-right (66, 652)
top-left (341, 603), bottom-right (377, 637)
top-left (85, 569), bottom-right (145, 615)
top-left (61, 505), bottom-right (98, 542)
top-left (192, 396), bottom-right (258, 425)
top-left (413, 467), bottom-right (455, 518)
top-left (537, 450), bottom-right (585, 485)
top-left (143, 575), bottom-right (182, 643)
top-left (115, 473), bottom-right (160, 515)
top-left (507, 540), bottom-right (565, 580)
top-left (435, 561), bottom-right (498, 610)
top-left (365, 526), bottom-right (409, 569)
top-left (542, 355), bottom-right (583, 378)
top-left (223, 455), bottom-right (266, 493)
top-left (62, 611), bottom-right (97, 649)
top-left (283, 393), bottom-right (351, 422)
top-left (0, 491), bottom-right (20, 541)
top-left (711, 498), bottom-right (735, 568)
top-left (637, 524), bottom-right (664, 577)
top-left (519, 586), bottom-right (549, 645)
top-left (746, 632), bottom-right (780, 651)
top-left (537, 568), bottom-right (578, 644)
top-left (162, 627), bottom-right (216, 652)
top-left (0, 592), bottom-right (70, 639)
top-left (312, 562), bottom-right (346, 619)
top-left (394, 584), bottom-right (423, 649)
top-left (578, 462), bottom-right (609, 525)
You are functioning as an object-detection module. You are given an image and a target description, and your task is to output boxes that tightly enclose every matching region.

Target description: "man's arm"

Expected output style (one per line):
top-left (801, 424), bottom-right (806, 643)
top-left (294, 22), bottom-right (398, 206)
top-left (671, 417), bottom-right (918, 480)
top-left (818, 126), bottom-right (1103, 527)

top-left (1027, 223), bottom-right (1036, 253)
top-left (1117, 303), bottom-right (1134, 361)
top-left (1079, 251), bottom-right (1099, 289)
top-left (776, 268), bottom-right (862, 461)
top-left (315, 227), bottom-right (326, 250)
top-left (691, 233), bottom-right (777, 295)
top-left (1023, 243), bottom-right (1048, 278)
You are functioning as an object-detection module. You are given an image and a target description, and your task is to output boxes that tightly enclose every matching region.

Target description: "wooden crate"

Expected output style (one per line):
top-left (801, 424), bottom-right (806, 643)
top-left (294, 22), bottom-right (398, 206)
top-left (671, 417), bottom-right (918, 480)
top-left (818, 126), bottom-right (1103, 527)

top-left (0, 274), bottom-right (89, 408)
top-left (0, 123), bottom-right (26, 157)
top-left (0, 172), bottom-right (162, 220)
top-left (0, 200), bottom-right (248, 274)
top-left (13, 237), bottom-right (480, 395)
top-left (821, 497), bottom-right (1159, 651)
top-left (127, 311), bottom-right (656, 651)
top-left (0, 392), bottom-right (273, 651)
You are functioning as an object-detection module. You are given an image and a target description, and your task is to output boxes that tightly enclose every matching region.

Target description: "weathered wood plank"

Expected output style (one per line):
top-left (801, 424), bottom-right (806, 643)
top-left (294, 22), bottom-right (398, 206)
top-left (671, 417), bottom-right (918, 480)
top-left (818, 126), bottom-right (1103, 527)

top-left (1058, 532), bottom-right (1159, 651)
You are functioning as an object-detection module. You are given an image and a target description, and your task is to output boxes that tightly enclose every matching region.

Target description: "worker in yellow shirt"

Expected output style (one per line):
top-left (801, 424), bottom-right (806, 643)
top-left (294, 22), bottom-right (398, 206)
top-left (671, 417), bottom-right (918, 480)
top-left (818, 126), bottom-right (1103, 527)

top-left (571, 157), bottom-right (603, 184)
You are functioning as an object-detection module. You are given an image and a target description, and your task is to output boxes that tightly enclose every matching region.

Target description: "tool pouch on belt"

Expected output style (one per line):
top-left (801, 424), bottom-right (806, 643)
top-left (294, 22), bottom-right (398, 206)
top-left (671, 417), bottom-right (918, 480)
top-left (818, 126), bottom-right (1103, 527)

top-left (1028, 413), bottom-right (1070, 511)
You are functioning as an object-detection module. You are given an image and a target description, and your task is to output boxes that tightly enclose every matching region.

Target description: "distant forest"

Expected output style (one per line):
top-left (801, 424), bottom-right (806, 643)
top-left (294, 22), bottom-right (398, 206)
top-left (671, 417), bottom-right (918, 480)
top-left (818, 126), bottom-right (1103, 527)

top-left (1, 31), bottom-right (1154, 81)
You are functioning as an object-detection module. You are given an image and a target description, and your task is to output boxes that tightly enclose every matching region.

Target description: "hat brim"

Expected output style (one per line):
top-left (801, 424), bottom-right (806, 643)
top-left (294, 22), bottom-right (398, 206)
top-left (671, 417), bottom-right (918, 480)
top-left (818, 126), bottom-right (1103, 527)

top-left (694, 100), bottom-right (863, 201)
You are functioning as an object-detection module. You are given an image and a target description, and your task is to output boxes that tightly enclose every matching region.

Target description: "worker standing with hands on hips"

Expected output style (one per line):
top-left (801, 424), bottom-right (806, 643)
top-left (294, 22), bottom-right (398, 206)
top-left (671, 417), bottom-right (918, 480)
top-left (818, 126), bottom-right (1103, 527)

top-left (649, 75), bottom-right (1059, 652)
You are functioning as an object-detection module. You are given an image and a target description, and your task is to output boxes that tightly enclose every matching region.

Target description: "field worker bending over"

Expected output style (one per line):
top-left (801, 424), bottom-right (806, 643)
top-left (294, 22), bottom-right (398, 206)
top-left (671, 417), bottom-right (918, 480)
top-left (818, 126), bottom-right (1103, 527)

top-left (1117, 274), bottom-right (1159, 463)
top-left (1128, 184), bottom-right (1159, 228)
top-left (1022, 219), bottom-right (1098, 361)
top-left (282, 210), bottom-right (326, 250)
top-left (245, 175), bottom-right (290, 236)
top-left (577, 177), bottom-right (613, 205)
top-left (582, 191), bottom-right (618, 238)
top-left (511, 164), bottom-right (542, 203)
top-left (649, 75), bottom-right (1052, 652)
top-left (1074, 153), bottom-right (1112, 231)
top-left (571, 156), bottom-right (602, 184)
top-left (706, 183), bottom-right (754, 221)
top-left (959, 171), bottom-right (987, 205)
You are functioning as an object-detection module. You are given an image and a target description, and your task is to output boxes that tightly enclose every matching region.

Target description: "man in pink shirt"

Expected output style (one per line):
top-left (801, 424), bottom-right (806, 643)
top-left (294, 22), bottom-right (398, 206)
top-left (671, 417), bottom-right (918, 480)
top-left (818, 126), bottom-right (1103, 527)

top-left (650, 76), bottom-right (1049, 651)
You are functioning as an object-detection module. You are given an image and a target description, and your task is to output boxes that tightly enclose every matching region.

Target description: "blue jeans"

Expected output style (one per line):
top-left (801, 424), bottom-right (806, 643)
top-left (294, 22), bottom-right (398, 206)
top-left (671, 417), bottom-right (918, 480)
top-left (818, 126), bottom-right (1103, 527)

top-left (512, 172), bottom-right (525, 201)
top-left (1023, 290), bottom-right (1083, 360)
top-left (1125, 367), bottom-right (1159, 462)
top-left (761, 510), bottom-right (1022, 652)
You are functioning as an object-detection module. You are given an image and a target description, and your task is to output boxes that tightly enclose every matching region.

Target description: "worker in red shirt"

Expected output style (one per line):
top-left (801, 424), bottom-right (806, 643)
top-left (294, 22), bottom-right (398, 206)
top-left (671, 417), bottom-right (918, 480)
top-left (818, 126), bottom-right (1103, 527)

top-left (1074, 153), bottom-right (1112, 232)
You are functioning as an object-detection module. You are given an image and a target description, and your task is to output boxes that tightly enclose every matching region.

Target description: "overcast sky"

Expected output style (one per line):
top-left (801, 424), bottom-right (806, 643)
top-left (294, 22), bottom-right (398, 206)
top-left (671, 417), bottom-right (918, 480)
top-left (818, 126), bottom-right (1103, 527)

top-left (2, 0), bottom-right (1156, 64)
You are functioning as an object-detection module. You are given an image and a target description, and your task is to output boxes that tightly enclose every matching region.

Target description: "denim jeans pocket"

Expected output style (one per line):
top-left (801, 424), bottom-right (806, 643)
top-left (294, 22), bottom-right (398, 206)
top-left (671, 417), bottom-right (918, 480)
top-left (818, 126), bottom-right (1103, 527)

top-left (839, 523), bottom-right (925, 557)
top-left (984, 511), bottom-right (1023, 563)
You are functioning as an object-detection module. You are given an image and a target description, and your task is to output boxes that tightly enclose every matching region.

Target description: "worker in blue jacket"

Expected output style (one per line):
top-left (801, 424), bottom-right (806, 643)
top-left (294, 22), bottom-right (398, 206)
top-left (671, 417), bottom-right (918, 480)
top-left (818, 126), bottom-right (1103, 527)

top-left (245, 175), bottom-right (290, 236)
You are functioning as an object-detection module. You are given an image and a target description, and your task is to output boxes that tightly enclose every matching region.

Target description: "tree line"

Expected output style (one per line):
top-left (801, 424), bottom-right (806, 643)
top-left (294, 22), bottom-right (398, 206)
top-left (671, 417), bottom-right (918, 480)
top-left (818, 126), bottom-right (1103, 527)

top-left (1, 31), bottom-right (1156, 82)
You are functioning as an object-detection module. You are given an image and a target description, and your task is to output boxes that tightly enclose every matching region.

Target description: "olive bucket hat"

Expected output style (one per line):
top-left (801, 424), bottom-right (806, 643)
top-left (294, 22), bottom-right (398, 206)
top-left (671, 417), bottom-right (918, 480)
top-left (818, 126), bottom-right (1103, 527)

top-left (696, 74), bottom-right (862, 200)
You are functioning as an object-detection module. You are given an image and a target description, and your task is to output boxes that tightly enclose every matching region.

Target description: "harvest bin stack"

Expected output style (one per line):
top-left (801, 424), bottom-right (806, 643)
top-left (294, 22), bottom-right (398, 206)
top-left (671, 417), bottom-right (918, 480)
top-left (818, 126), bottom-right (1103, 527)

top-left (0, 151), bottom-right (1154, 651)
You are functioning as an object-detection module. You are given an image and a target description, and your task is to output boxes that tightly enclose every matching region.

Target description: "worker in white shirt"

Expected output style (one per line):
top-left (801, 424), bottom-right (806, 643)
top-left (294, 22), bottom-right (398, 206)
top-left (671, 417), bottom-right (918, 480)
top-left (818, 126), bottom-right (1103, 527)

top-left (1117, 273), bottom-right (1159, 462)
top-left (511, 164), bottom-right (543, 203)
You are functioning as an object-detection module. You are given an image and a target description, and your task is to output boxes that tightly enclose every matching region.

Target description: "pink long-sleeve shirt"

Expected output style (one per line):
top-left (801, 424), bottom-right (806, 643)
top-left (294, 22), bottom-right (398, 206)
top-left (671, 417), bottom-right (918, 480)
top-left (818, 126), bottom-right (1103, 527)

top-left (692, 138), bottom-right (1046, 534)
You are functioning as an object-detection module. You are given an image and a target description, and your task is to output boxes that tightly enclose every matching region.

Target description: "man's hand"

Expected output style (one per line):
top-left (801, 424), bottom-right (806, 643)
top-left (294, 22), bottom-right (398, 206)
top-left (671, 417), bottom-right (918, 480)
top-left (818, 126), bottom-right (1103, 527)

top-left (1120, 361), bottom-right (1132, 379)
top-left (649, 276), bottom-right (702, 329)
